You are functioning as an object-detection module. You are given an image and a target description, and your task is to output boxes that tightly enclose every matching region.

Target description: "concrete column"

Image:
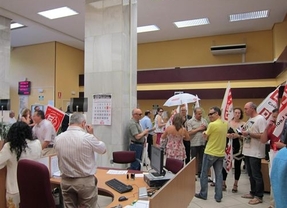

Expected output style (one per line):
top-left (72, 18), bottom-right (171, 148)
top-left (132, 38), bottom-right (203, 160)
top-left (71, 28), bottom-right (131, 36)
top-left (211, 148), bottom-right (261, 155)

top-left (0, 16), bottom-right (11, 99)
top-left (85, 0), bottom-right (137, 166)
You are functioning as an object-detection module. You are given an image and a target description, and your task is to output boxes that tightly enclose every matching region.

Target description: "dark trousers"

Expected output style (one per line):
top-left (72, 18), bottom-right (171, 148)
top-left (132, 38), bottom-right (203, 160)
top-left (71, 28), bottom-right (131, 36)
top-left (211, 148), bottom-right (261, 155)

top-left (146, 134), bottom-right (153, 160)
top-left (245, 156), bottom-right (264, 199)
top-left (129, 143), bottom-right (144, 170)
top-left (191, 145), bottom-right (205, 175)
top-left (222, 158), bottom-right (243, 181)
top-left (183, 140), bottom-right (191, 164)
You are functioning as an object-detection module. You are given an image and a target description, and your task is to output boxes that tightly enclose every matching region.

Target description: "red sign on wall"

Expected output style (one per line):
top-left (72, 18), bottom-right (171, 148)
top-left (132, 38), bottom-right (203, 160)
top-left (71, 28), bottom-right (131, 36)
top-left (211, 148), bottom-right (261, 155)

top-left (45, 106), bottom-right (65, 132)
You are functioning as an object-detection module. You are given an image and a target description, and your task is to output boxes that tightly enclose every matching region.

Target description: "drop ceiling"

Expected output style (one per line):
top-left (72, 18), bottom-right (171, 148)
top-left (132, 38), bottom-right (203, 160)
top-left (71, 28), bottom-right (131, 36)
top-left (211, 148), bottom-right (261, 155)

top-left (0, 0), bottom-right (286, 50)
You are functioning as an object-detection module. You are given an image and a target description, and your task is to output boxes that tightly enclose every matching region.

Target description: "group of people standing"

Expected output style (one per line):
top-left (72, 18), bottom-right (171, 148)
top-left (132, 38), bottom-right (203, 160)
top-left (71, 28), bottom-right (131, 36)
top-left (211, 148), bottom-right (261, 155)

top-left (1, 106), bottom-right (106, 208)
top-left (126, 101), bottom-right (287, 207)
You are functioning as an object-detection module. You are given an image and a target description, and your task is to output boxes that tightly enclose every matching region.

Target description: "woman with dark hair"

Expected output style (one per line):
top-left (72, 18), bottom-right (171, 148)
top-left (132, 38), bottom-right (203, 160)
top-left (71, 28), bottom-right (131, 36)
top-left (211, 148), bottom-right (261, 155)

top-left (160, 113), bottom-right (189, 161)
top-left (154, 107), bottom-right (166, 145)
top-left (0, 121), bottom-right (41, 207)
top-left (222, 107), bottom-right (245, 192)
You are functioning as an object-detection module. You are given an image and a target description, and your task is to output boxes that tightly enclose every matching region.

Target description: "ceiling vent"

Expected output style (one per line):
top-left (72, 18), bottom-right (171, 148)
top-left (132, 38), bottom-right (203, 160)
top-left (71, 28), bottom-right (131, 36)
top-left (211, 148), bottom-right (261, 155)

top-left (211, 44), bottom-right (246, 55)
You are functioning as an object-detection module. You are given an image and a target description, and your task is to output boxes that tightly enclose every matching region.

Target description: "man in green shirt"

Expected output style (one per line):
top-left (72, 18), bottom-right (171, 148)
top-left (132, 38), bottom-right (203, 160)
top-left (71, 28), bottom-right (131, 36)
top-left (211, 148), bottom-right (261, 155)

top-left (195, 106), bottom-right (228, 203)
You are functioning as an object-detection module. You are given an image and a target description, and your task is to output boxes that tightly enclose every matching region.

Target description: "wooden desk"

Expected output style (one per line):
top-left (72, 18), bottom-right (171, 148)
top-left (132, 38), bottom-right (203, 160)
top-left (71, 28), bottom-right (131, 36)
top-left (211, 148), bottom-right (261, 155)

top-left (50, 169), bottom-right (148, 207)
top-left (51, 159), bottom-right (196, 208)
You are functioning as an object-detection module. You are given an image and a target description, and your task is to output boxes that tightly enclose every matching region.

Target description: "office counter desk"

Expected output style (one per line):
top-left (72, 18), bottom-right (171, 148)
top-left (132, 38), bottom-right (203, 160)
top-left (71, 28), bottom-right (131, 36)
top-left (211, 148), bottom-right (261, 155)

top-left (50, 159), bottom-right (195, 208)
top-left (50, 169), bottom-right (147, 207)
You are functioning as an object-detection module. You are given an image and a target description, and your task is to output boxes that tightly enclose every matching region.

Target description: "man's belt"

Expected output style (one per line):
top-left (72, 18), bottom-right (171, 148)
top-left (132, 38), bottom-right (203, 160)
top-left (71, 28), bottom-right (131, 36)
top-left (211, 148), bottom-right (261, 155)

top-left (131, 140), bottom-right (144, 145)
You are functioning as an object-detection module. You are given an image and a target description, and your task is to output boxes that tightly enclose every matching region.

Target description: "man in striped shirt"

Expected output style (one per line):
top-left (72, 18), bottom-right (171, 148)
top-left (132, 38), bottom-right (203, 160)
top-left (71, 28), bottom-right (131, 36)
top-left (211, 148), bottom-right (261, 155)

top-left (55, 113), bottom-right (106, 208)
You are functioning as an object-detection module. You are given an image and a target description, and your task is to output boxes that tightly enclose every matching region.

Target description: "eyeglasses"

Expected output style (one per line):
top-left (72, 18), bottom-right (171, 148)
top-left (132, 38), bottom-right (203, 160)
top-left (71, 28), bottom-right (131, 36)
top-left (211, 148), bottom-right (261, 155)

top-left (159, 111), bottom-right (163, 113)
top-left (135, 113), bottom-right (142, 116)
top-left (208, 112), bottom-right (216, 116)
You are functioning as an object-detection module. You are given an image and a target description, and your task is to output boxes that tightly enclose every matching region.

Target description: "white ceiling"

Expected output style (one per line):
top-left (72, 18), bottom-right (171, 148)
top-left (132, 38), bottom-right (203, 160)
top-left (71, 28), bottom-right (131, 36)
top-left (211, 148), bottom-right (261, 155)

top-left (0, 0), bottom-right (287, 50)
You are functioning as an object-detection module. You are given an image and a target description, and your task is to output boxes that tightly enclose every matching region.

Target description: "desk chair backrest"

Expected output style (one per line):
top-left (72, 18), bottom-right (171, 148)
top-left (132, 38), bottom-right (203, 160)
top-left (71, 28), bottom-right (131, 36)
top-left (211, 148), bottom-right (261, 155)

top-left (111, 151), bottom-right (136, 164)
top-left (165, 158), bottom-right (184, 174)
top-left (17, 159), bottom-right (56, 208)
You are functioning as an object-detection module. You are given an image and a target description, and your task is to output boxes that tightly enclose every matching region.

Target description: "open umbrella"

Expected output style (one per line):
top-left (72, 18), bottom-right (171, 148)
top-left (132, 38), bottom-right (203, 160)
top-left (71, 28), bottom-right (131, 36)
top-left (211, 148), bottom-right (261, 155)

top-left (163, 93), bottom-right (199, 107)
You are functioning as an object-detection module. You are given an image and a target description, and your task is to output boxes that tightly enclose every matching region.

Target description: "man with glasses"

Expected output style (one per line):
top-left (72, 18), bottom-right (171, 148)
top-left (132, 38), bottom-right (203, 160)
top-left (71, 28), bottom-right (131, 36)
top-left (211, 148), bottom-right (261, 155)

top-left (187, 107), bottom-right (208, 177)
top-left (195, 106), bottom-right (228, 203)
top-left (126, 108), bottom-right (149, 170)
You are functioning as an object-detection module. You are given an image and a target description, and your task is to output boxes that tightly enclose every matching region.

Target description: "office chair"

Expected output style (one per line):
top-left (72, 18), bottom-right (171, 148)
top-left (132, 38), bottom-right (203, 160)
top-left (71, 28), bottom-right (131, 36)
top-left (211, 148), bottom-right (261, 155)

top-left (17, 159), bottom-right (56, 208)
top-left (165, 158), bottom-right (184, 174)
top-left (111, 151), bottom-right (137, 164)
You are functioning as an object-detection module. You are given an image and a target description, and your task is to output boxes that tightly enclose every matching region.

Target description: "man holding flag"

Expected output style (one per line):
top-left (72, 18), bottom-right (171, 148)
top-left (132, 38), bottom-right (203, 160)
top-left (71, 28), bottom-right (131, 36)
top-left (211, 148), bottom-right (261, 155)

top-left (241, 102), bottom-right (267, 205)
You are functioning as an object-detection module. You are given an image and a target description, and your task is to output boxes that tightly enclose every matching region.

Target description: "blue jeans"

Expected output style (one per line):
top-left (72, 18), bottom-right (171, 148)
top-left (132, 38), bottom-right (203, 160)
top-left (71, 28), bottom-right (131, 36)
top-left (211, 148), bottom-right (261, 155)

top-left (245, 156), bottom-right (264, 199)
top-left (129, 143), bottom-right (143, 170)
top-left (199, 153), bottom-right (224, 201)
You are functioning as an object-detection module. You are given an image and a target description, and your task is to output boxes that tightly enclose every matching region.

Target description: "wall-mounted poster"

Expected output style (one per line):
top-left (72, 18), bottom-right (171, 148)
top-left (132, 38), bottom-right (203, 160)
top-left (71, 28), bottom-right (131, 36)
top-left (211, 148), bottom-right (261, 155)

top-left (92, 94), bottom-right (112, 125)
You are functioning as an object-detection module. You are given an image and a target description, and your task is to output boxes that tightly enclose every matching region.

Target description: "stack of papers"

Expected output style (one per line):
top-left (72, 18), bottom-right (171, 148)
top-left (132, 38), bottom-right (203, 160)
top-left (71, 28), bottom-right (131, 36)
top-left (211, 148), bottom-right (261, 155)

top-left (124, 200), bottom-right (149, 208)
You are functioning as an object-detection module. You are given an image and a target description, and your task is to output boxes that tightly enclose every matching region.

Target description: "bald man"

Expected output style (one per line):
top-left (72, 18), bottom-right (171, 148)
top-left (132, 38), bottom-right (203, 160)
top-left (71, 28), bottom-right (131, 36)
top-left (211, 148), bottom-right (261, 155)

top-left (241, 102), bottom-right (267, 205)
top-left (125, 108), bottom-right (149, 170)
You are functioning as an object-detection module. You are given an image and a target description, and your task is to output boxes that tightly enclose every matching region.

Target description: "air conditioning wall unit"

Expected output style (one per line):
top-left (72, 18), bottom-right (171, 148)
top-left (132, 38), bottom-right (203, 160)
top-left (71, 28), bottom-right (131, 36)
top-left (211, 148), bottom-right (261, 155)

top-left (211, 44), bottom-right (246, 55)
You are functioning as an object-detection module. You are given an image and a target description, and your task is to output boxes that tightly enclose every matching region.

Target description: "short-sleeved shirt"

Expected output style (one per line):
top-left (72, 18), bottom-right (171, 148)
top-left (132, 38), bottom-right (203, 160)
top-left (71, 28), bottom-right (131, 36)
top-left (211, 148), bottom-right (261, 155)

top-left (140, 116), bottom-right (153, 135)
top-left (204, 118), bottom-right (228, 157)
top-left (242, 114), bottom-right (267, 158)
top-left (186, 117), bottom-right (208, 146)
top-left (32, 119), bottom-right (56, 144)
top-left (126, 118), bottom-right (145, 143)
top-left (267, 124), bottom-right (280, 148)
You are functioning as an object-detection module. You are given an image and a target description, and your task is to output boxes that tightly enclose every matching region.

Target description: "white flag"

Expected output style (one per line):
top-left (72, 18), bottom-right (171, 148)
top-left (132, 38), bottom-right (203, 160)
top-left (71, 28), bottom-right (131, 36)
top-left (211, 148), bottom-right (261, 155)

top-left (192, 95), bottom-right (200, 118)
top-left (273, 85), bottom-right (287, 137)
top-left (257, 87), bottom-right (279, 121)
top-left (221, 82), bottom-right (233, 172)
top-left (221, 81), bottom-right (234, 122)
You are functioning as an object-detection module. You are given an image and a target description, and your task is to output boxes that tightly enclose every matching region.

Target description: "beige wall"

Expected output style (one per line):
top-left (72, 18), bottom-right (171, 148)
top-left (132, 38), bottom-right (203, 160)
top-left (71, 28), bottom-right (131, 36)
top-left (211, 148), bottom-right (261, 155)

top-left (138, 30), bottom-right (273, 70)
top-left (10, 42), bottom-right (56, 114)
top-left (55, 42), bottom-right (84, 110)
top-left (9, 42), bottom-right (85, 114)
top-left (273, 16), bottom-right (287, 59)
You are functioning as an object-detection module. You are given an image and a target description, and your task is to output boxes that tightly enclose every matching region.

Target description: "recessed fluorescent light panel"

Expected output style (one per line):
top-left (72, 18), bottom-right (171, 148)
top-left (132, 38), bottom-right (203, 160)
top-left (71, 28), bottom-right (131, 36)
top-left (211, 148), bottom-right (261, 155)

top-left (174, 18), bottom-right (210, 28)
top-left (229, 10), bottom-right (269, 22)
top-left (137, 25), bottom-right (159, 33)
top-left (10, 23), bottom-right (25, 29)
top-left (38, 7), bottom-right (78, 20)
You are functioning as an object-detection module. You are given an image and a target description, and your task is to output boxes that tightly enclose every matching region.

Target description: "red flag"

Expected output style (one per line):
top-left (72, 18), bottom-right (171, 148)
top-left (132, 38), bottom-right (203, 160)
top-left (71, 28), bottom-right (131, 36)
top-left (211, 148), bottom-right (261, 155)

top-left (257, 88), bottom-right (279, 121)
top-left (221, 82), bottom-right (234, 122)
top-left (45, 105), bottom-right (65, 132)
top-left (221, 82), bottom-right (233, 172)
top-left (273, 85), bottom-right (287, 137)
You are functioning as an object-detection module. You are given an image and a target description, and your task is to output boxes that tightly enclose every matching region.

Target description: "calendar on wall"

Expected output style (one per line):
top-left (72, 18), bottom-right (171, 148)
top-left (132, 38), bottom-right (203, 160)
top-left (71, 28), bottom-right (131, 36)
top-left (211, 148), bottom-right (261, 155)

top-left (92, 94), bottom-right (112, 125)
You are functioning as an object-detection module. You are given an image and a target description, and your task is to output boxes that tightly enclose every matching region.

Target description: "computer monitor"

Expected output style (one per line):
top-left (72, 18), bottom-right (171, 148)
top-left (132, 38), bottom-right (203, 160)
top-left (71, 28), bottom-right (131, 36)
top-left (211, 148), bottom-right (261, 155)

top-left (70, 98), bottom-right (88, 112)
top-left (150, 145), bottom-right (165, 177)
top-left (0, 99), bottom-right (10, 110)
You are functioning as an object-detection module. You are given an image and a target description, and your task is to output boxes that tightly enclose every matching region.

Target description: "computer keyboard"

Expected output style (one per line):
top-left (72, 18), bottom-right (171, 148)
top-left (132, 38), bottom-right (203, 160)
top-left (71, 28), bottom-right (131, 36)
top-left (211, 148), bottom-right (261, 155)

top-left (105, 178), bottom-right (133, 194)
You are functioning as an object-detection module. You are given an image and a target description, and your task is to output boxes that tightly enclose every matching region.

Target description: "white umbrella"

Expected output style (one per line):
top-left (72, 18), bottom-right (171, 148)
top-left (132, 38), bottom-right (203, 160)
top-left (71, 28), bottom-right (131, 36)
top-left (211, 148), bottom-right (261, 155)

top-left (163, 93), bottom-right (199, 107)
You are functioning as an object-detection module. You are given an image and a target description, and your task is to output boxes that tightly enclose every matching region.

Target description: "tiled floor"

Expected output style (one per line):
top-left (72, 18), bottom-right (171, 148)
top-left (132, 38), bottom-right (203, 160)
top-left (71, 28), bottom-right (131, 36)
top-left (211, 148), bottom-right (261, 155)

top-left (96, 169), bottom-right (271, 208)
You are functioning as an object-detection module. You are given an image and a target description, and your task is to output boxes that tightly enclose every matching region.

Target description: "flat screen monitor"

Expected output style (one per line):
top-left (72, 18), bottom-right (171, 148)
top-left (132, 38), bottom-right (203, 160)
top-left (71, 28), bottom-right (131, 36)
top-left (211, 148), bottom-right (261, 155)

top-left (150, 145), bottom-right (165, 177)
top-left (70, 98), bottom-right (88, 112)
top-left (0, 99), bottom-right (10, 110)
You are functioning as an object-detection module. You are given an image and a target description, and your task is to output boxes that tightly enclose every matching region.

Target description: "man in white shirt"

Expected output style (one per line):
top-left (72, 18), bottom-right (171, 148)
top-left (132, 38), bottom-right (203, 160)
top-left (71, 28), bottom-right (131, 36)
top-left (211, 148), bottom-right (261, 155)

top-left (8, 111), bottom-right (17, 124)
top-left (32, 110), bottom-right (56, 156)
top-left (55, 113), bottom-right (106, 208)
top-left (241, 102), bottom-right (267, 205)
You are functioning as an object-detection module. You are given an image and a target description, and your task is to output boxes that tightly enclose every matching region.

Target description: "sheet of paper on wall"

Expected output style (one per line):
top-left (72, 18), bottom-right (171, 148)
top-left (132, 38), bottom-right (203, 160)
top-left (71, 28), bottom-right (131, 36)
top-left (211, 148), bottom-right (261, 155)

top-left (107, 170), bottom-right (128, 174)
